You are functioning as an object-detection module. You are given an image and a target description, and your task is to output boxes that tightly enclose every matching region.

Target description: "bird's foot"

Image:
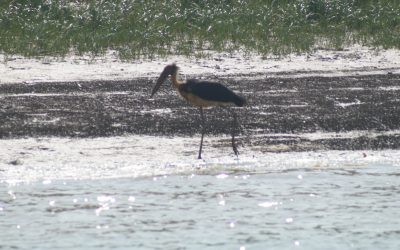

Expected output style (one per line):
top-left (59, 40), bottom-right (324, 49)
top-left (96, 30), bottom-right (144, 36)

top-left (232, 145), bottom-right (239, 157)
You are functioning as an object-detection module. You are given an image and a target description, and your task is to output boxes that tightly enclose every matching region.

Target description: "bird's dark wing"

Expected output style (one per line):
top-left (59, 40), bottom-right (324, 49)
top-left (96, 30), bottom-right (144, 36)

top-left (186, 79), bottom-right (245, 106)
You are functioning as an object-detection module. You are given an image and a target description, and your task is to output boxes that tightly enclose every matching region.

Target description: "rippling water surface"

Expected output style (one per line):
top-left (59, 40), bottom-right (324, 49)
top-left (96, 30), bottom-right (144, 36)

top-left (1, 163), bottom-right (399, 250)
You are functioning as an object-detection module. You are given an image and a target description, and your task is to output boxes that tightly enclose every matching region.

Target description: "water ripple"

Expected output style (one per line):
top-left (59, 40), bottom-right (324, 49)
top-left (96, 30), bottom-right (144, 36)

top-left (1, 165), bottom-right (399, 249)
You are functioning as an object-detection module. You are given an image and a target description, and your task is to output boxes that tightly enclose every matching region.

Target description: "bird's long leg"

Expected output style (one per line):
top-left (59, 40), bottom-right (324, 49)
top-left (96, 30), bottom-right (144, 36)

top-left (223, 107), bottom-right (239, 156)
top-left (231, 110), bottom-right (239, 156)
top-left (198, 107), bottom-right (205, 159)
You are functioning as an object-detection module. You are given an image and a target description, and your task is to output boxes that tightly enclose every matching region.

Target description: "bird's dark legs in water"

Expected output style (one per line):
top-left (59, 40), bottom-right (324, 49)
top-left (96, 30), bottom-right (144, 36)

top-left (198, 107), bottom-right (239, 159)
top-left (198, 107), bottom-right (205, 159)
top-left (223, 107), bottom-right (239, 156)
top-left (231, 110), bottom-right (239, 156)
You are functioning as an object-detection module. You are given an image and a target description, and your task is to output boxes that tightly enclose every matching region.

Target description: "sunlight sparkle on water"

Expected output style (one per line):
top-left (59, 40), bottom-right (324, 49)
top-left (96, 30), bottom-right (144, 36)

top-left (42, 180), bottom-right (52, 185)
top-left (95, 195), bottom-right (115, 216)
top-left (95, 204), bottom-right (110, 216)
top-left (285, 217), bottom-right (294, 223)
top-left (216, 173), bottom-right (229, 179)
top-left (96, 225), bottom-right (109, 230)
top-left (97, 195), bottom-right (116, 203)
top-left (218, 194), bottom-right (226, 206)
top-left (8, 190), bottom-right (16, 200)
top-left (258, 201), bottom-right (279, 208)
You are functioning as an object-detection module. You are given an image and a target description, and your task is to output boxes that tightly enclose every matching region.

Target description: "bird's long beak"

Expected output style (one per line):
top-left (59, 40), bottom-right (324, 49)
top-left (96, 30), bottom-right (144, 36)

top-left (150, 69), bottom-right (170, 98)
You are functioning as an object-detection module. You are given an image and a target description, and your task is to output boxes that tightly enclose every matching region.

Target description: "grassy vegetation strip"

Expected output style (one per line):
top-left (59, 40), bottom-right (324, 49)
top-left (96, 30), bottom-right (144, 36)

top-left (0, 0), bottom-right (399, 59)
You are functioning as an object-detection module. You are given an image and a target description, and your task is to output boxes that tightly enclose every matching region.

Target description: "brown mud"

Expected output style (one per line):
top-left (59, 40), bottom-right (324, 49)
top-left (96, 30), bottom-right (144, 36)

top-left (1, 74), bottom-right (399, 152)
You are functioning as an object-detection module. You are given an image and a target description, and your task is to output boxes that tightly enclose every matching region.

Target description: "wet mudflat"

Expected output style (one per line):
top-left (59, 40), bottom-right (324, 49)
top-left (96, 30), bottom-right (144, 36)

top-left (0, 73), bottom-right (399, 151)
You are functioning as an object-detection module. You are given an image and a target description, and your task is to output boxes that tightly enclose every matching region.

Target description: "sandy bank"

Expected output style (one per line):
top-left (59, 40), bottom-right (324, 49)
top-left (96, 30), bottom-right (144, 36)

top-left (1, 45), bottom-right (400, 84)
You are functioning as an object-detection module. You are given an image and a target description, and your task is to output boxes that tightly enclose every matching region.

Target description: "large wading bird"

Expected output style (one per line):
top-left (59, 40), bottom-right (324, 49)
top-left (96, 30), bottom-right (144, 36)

top-left (150, 63), bottom-right (246, 159)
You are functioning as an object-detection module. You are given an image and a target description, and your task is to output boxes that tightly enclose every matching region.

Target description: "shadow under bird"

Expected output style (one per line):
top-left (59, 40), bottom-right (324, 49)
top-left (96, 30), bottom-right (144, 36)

top-left (150, 63), bottom-right (246, 159)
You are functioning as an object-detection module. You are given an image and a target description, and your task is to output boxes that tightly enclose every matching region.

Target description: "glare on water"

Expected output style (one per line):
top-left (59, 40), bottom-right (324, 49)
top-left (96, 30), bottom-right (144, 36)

top-left (1, 161), bottom-right (400, 250)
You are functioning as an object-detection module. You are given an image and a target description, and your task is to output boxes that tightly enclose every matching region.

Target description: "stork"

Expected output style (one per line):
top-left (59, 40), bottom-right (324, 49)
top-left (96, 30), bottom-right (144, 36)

top-left (150, 63), bottom-right (246, 159)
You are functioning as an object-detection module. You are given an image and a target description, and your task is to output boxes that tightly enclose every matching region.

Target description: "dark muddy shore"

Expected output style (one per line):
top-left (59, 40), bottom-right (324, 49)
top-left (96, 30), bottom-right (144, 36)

top-left (1, 73), bottom-right (399, 151)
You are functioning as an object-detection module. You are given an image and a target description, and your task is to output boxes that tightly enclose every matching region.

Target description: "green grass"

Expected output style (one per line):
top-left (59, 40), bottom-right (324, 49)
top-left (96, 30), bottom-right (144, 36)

top-left (1, 0), bottom-right (400, 60)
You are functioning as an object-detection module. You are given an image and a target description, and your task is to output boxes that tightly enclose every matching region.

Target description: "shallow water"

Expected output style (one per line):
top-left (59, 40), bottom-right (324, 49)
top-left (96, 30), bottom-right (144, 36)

top-left (1, 162), bottom-right (399, 250)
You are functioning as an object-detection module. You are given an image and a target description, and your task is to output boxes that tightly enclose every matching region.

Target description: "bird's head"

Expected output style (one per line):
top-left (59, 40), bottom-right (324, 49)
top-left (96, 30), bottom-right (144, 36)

top-left (150, 64), bottom-right (178, 98)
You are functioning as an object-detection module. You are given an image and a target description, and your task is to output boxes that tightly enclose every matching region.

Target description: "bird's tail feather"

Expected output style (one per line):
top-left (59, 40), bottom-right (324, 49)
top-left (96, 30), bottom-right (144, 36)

top-left (233, 95), bottom-right (246, 107)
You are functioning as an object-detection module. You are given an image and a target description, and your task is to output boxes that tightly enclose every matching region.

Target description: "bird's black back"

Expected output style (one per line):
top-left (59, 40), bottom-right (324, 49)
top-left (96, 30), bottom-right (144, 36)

top-left (185, 79), bottom-right (246, 107)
